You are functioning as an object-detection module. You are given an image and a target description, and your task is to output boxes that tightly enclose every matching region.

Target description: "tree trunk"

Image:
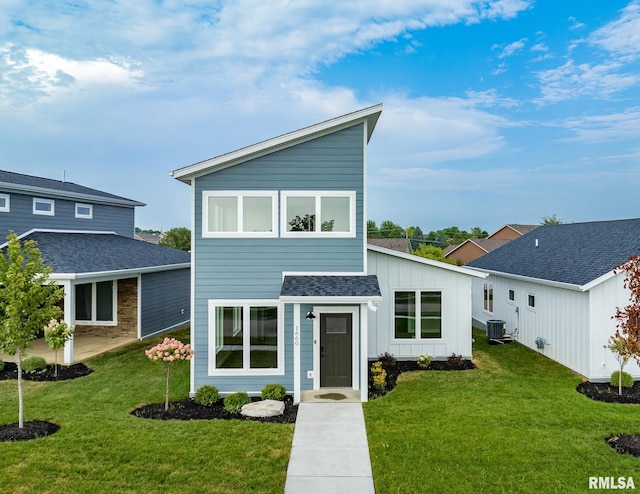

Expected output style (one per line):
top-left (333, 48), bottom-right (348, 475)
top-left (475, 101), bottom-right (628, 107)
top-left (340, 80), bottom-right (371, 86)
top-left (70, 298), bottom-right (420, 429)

top-left (54, 349), bottom-right (58, 378)
top-left (17, 348), bottom-right (24, 429)
top-left (165, 365), bottom-right (171, 411)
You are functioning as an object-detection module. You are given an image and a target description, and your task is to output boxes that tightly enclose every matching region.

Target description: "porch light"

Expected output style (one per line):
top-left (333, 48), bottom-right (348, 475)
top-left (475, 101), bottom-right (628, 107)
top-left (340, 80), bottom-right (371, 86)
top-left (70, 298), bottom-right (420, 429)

top-left (305, 311), bottom-right (316, 320)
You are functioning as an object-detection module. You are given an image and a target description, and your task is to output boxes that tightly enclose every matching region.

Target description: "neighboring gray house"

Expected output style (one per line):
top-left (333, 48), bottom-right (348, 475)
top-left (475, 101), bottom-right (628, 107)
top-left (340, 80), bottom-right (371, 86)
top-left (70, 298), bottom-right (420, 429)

top-left (0, 170), bottom-right (190, 363)
top-left (171, 105), bottom-right (484, 403)
top-left (468, 218), bottom-right (640, 382)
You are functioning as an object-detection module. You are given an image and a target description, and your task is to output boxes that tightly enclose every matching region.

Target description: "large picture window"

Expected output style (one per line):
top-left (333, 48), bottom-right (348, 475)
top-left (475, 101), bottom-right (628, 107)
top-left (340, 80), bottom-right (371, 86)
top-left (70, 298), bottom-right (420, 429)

top-left (281, 191), bottom-right (355, 237)
top-left (202, 191), bottom-right (277, 237)
top-left (209, 300), bottom-right (283, 375)
top-left (75, 281), bottom-right (116, 325)
top-left (394, 291), bottom-right (442, 339)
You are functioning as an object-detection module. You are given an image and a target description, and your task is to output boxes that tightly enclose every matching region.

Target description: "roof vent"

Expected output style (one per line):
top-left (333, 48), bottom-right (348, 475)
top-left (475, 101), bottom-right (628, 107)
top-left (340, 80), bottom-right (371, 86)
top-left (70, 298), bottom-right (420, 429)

top-left (535, 238), bottom-right (539, 248)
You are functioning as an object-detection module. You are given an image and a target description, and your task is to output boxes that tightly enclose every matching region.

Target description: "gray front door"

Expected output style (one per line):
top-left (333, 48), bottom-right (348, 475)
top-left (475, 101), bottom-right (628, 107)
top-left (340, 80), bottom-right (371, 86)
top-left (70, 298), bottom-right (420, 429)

top-left (320, 313), bottom-right (352, 387)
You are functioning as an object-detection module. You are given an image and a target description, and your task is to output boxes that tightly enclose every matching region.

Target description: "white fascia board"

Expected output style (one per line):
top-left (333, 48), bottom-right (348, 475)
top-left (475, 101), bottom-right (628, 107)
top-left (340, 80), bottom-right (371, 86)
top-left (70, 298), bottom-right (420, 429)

top-left (170, 104), bottom-right (383, 184)
top-left (48, 263), bottom-right (190, 281)
top-left (466, 267), bottom-right (585, 291)
top-left (580, 270), bottom-right (616, 291)
top-left (282, 270), bottom-right (366, 279)
top-left (0, 182), bottom-right (145, 207)
top-left (367, 244), bottom-right (487, 278)
top-left (280, 295), bottom-right (383, 304)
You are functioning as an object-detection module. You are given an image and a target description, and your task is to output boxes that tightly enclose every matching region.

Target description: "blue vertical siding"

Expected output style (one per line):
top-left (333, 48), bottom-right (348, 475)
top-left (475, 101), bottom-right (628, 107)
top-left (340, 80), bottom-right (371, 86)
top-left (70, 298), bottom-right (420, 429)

top-left (0, 192), bottom-right (136, 237)
top-left (191, 124), bottom-right (366, 393)
top-left (140, 268), bottom-right (190, 338)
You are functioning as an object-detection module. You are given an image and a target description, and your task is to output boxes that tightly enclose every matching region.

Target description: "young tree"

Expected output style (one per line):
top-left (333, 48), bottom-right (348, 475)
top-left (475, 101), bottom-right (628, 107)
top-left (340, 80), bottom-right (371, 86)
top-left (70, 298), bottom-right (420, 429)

top-left (0, 233), bottom-right (63, 428)
top-left (44, 319), bottom-right (74, 378)
top-left (540, 214), bottom-right (565, 225)
top-left (159, 227), bottom-right (191, 251)
top-left (412, 244), bottom-right (460, 265)
top-left (608, 254), bottom-right (640, 393)
top-left (145, 338), bottom-right (194, 411)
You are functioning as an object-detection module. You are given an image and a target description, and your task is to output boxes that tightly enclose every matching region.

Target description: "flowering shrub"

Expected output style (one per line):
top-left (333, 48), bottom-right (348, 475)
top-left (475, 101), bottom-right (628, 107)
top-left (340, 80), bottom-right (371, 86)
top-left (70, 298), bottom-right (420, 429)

top-left (417, 353), bottom-right (432, 369)
top-left (44, 319), bottom-right (74, 377)
top-left (371, 361), bottom-right (387, 392)
top-left (145, 337), bottom-right (194, 411)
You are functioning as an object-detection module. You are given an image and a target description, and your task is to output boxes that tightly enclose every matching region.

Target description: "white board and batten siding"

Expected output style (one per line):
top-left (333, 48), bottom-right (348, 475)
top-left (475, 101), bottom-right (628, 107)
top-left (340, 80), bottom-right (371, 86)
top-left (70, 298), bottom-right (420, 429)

top-left (367, 248), bottom-right (479, 360)
top-left (471, 273), bottom-right (640, 382)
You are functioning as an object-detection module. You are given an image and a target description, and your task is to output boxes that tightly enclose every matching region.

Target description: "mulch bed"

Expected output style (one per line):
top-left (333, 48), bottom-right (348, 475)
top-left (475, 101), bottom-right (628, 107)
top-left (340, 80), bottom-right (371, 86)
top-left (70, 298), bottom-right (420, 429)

top-left (369, 356), bottom-right (475, 400)
top-left (131, 396), bottom-right (297, 424)
top-left (577, 381), bottom-right (640, 457)
top-left (0, 360), bottom-right (92, 442)
top-left (0, 361), bottom-right (93, 381)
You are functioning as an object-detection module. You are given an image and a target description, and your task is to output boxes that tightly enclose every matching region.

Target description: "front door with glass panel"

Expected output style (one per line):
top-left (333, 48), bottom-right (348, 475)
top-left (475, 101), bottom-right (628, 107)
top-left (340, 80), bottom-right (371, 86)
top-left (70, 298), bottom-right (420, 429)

top-left (320, 313), bottom-right (352, 387)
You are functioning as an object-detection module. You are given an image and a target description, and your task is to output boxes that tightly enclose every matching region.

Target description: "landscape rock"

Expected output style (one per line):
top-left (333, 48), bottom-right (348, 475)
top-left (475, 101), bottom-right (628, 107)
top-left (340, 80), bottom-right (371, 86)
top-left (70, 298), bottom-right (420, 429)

top-left (241, 399), bottom-right (285, 418)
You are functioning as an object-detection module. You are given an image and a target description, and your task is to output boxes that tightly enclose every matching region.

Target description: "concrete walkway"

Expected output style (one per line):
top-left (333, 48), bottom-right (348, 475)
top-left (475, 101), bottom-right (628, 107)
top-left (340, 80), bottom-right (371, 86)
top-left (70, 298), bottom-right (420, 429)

top-left (284, 402), bottom-right (375, 493)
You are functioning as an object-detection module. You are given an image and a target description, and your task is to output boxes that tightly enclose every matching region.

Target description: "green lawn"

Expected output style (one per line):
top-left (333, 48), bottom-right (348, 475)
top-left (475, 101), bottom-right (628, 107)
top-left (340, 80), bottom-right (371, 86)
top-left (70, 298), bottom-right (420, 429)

top-left (0, 328), bottom-right (293, 494)
top-left (364, 329), bottom-right (640, 494)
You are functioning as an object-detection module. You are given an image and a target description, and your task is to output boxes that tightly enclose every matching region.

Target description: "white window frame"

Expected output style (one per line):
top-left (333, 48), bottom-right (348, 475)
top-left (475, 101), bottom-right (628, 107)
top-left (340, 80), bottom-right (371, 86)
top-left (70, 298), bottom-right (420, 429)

top-left (483, 283), bottom-right (494, 314)
top-left (74, 280), bottom-right (118, 326)
top-left (527, 293), bottom-right (536, 311)
top-left (0, 193), bottom-right (9, 212)
top-left (280, 191), bottom-right (356, 238)
top-left (391, 289), bottom-right (443, 342)
top-left (507, 288), bottom-right (516, 305)
top-left (207, 299), bottom-right (284, 376)
top-left (75, 203), bottom-right (93, 219)
top-left (33, 198), bottom-right (55, 216)
top-left (202, 191), bottom-right (278, 238)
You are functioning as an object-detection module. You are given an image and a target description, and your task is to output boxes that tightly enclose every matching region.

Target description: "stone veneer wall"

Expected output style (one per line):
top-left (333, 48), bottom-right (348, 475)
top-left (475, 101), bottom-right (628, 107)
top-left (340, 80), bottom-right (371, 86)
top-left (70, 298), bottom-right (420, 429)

top-left (75, 278), bottom-right (138, 338)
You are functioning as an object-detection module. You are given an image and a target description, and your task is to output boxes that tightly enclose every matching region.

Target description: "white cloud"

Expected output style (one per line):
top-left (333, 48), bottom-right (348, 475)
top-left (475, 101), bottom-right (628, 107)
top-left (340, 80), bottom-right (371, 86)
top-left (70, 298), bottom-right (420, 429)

top-left (497, 38), bottom-right (528, 58)
top-left (589, 0), bottom-right (640, 61)
top-left (559, 107), bottom-right (640, 143)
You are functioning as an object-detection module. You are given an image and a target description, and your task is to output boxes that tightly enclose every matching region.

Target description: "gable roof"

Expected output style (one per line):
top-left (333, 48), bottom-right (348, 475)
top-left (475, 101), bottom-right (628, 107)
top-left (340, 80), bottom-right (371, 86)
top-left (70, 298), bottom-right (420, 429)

top-left (489, 224), bottom-right (538, 238)
top-left (12, 230), bottom-right (189, 278)
top-left (367, 238), bottom-right (411, 254)
top-left (367, 244), bottom-right (486, 278)
top-left (467, 218), bottom-right (640, 288)
top-left (170, 104), bottom-right (383, 184)
top-left (0, 170), bottom-right (144, 207)
top-left (445, 238), bottom-right (511, 257)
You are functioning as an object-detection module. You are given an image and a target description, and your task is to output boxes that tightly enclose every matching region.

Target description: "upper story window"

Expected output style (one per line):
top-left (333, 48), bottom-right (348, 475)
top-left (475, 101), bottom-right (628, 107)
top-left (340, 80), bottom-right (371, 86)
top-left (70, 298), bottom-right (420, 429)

top-left (33, 198), bottom-right (55, 216)
top-left (508, 288), bottom-right (515, 304)
top-left (75, 203), bottom-right (93, 219)
top-left (528, 293), bottom-right (536, 309)
top-left (0, 193), bottom-right (9, 212)
top-left (281, 191), bottom-right (355, 238)
top-left (202, 191), bottom-right (278, 238)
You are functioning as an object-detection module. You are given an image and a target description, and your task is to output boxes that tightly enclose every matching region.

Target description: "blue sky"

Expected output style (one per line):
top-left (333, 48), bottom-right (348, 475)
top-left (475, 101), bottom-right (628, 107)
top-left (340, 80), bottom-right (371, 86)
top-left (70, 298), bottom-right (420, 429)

top-left (1, 1), bottom-right (638, 234)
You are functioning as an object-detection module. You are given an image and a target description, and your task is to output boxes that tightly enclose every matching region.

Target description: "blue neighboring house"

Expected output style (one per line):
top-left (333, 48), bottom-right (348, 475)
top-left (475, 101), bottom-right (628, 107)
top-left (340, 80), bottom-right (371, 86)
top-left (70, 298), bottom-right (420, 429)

top-left (468, 218), bottom-right (640, 382)
top-left (172, 105), bottom-right (485, 402)
top-left (0, 170), bottom-right (190, 363)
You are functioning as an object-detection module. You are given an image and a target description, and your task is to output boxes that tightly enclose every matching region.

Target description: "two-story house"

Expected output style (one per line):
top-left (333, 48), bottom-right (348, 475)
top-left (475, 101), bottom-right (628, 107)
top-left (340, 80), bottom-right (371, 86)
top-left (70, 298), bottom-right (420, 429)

top-left (171, 105), bottom-right (485, 403)
top-left (0, 170), bottom-right (190, 363)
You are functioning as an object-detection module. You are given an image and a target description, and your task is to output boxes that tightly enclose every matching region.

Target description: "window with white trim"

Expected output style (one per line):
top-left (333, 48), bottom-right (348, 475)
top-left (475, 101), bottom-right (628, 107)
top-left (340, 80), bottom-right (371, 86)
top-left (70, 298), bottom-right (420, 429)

top-left (202, 191), bottom-right (277, 237)
top-left (483, 283), bottom-right (494, 313)
top-left (528, 293), bottom-right (536, 309)
top-left (75, 281), bottom-right (117, 324)
top-left (0, 193), bottom-right (9, 212)
top-left (507, 288), bottom-right (515, 304)
top-left (75, 203), bottom-right (93, 219)
top-left (209, 300), bottom-right (283, 375)
top-left (33, 198), bottom-right (55, 216)
top-left (394, 291), bottom-right (442, 339)
top-left (281, 191), bottom-right (355, 237)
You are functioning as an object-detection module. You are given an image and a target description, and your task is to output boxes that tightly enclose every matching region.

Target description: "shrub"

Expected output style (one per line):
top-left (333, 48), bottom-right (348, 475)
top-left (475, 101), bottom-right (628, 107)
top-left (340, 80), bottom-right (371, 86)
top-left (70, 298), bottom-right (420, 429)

top-left (417, 353), bottom-right (432, 369)
top-left (22, 356), bottom-right (47, 372)
top-left (371, 361), bottom-right (387, 392)
top-left (224, 392), bottom-right (251, 414)
top-left (262, 383), bottom-right (287, 401)
top-left (610, 371), bottom-right (634, 389)
top-left (378, 352), bottom-right (396, 366)
top-left (447, 353), bottom-right (465, 369)
top-left (194, 385), bottom-right (220, 406)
